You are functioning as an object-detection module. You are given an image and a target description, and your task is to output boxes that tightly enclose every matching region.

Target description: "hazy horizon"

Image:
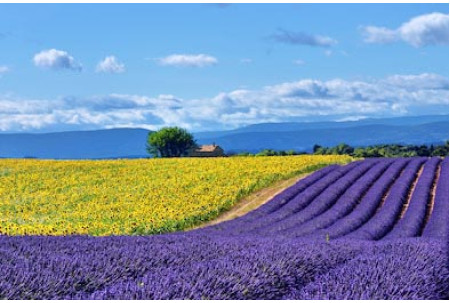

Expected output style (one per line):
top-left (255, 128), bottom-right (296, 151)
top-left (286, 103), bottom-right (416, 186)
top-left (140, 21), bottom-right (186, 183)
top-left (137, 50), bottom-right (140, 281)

top-left (0, 113), bottom-right (446, 135)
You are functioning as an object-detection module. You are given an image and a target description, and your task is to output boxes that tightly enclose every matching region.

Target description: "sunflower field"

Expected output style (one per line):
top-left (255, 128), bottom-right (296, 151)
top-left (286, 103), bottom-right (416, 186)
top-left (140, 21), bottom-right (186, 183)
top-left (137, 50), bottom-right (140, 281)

top-left (0, 155), bottom-right (352, 236)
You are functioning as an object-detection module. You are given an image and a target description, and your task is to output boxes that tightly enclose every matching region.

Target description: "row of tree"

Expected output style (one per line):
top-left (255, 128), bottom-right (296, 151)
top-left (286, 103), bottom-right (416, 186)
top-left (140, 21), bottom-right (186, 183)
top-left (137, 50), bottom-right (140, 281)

top-left (146, 127), bottom-right (449, 158)
top-left (231, 142), bottom-right (448, 158)
top-left (232, 149), bottom-right (307, 157)
top-left (312, 142), bottom-right (449, 157)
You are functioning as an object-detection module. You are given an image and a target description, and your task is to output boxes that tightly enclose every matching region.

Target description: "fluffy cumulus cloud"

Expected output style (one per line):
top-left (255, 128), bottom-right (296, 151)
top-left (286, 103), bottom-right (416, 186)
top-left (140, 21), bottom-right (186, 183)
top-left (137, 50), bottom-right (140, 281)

top-left (96, 56), bottom-right (125, 73)
top-left (362, 12), bottom-right (449, 47)
top-left (0, 73), bottom-right (447, 132)
top-left (33, 49), bottom-right (82, 71)
top-left (158, 54), bottom-right (218, 67)
top-left (270, 29), bottom-right (337, 47)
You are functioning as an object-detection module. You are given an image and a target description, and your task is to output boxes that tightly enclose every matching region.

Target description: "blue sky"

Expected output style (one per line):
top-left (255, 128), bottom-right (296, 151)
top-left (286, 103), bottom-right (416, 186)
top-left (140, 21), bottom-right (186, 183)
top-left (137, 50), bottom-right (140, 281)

top-left (0, 3), bottom-right (448, 132)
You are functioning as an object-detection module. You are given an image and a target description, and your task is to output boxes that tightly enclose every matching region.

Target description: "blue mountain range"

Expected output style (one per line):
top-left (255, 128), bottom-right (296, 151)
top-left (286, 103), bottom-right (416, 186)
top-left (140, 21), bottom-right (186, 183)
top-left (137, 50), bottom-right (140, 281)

top-left (0, 115), bottom-right (447, 159)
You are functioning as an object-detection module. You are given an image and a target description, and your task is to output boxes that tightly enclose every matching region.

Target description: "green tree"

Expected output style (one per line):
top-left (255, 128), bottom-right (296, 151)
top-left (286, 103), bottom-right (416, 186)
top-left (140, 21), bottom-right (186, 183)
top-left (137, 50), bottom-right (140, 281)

top-left (147, 127), bottom-right (197, 158)
top-left (286, 149), bottom-right (297, 156)
top-left (256, 149), bottom-right (278, 156)
top-left (353, 147), bottom-right (367, 158)
top-left (313, 145), bottom-right (327, 155)
top-left (313, 144), bottom-right (322, 153)
top-left (431, 141), bottom-right (449, 157)
top-left (334, 143), bottom-right (354, 155)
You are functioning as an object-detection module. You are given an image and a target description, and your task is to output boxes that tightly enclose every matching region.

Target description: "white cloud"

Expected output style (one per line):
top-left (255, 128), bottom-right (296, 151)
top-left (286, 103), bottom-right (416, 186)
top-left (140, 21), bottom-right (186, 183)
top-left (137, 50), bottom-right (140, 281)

top-left (158, 54), bottom-right (218, 67)
top-left (33, 49), bottom-right (82, 71)
top-left (385, 73), bottom-right (448, 90)
top-left (362, 26), bottom-right (397, 44)
top-left (270, 29), bottom-right (337, 48)
top-left (0, 73), bottom-right (447, 132)
top-left (0, 66), bottom-right (9, 74)
top-left (335, 116), bottom-right (368, 122)
top-left (362, 12), bottom-right (449, 47)
top-left (96, 56), bottom-right (125, 73)
top-left (400, 13), bottom-right (449, 47)
top-left (293, 59), bottom-right (305, 65)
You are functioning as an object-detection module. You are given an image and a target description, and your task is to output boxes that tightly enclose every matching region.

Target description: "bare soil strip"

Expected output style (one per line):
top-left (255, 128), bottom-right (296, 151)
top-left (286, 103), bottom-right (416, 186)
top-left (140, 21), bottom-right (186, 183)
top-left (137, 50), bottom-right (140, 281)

top-left (399, 164), bottom-right (424, 219)
top-left (374, 166), bottom-right (407, 215)
top-left (323, 162), bottom-right (393, 232)
top-left (192, 173), bottom-right (311, 230)
top-left (422, 161), bottom-right (441, 229)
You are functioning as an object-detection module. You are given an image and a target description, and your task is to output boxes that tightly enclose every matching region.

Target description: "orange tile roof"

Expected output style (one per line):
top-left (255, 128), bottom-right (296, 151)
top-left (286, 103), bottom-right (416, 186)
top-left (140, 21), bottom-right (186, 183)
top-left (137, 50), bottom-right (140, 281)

top-left (197, 145), bottom-right (219, 152)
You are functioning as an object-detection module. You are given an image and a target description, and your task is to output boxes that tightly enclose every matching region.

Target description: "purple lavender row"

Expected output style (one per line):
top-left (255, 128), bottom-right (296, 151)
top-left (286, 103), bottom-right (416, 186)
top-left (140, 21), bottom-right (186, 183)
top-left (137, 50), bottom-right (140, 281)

top-left (0, 235), bottom-right (447, 299)
top-left (383, 157), bottom-right (441, 239)
top-left (309, 158), bottom-right (410, 240)
top-left (215, 161), bottom-right (364, 235)
top-left (248, 164), bottom-right (340, 216)
top-left (344, 157), bottom-right (426, 241)
top-left (254, 159), bottom-right (378, 236)
top-left (285, 159), bottom-right (394, 238)
top-left (0, 235), bottom-right (362, 299)
top-left (82, 237), bottom-right (359, 300)
top-left (285, 238), bottom-right (449, 300)
top-left (199, 164), bottom-right (340, 233)
top-left (422, 157), bottom-right (449, 239)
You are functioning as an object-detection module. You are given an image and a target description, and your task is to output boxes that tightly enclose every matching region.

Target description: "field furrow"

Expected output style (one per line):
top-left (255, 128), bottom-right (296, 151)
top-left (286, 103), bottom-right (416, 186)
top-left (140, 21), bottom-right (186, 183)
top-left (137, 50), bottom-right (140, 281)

top-left (422, 157), bottom-right (449, 238)
top-left (212, 161), bottom-right (362, 235)
top-left (343, 158), bottom-right (425, 240)
top-left (203, 164), bottom-right (340, 232)
top-left (306, 158), bottom-right (410, 240)
top-left (287, 159), bottom-right (394, 238)
top-left (255, 160), bottom-right (376, 236)
top-left (383, 157), bottom-right (441, 239)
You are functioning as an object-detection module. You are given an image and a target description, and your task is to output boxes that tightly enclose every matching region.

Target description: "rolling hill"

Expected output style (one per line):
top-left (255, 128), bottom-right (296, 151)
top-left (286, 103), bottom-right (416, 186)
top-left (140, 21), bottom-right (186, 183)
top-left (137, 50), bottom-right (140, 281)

top-left (0, 115), bottom-right (447, 159)
top-left (0, 128), bottom-right (150, 159)
top-left (197, 122), bottom-right (448, 153)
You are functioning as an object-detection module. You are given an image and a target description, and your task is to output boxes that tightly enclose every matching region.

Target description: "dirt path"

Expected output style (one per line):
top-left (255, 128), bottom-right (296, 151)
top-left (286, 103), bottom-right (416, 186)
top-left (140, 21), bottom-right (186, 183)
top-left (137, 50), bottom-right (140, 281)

top-left (423, 161), bottom-right (442, 226)
top-left (399, 164), bottom-right (424, 219)
top-left (191, 172), bottom-right (311, 230)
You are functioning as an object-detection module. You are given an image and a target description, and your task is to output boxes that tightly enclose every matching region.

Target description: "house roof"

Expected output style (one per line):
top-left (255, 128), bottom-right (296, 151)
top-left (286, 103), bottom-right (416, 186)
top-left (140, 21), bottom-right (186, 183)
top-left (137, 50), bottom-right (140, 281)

top-left (196, 145), bottom-right (221, 152)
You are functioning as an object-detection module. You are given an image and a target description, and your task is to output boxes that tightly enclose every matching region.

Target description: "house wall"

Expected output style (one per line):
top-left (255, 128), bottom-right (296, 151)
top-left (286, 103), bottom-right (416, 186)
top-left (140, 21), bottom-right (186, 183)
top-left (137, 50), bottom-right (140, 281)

top-left (189, 148), bottom-right (225, 157)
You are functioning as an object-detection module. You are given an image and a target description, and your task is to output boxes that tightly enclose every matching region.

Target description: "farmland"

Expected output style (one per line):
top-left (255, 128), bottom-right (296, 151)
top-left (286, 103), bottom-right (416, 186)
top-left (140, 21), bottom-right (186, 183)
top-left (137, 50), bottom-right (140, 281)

top-left (0, 156), bottom-right (448, 299)
top-left (0, 155), bottom-right (351, 236)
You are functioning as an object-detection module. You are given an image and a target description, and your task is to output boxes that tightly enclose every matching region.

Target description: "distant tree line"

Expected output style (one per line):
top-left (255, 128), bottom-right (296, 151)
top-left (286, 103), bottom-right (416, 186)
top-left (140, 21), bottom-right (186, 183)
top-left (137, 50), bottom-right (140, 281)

top-left (312, 141), bottom-right (449, 158)
top-left (146, 126), bottom-right (448, 159)
top-left (229, 149), bottom-right (308, 157)
top-left (228, 142), bottom-right (449, 158)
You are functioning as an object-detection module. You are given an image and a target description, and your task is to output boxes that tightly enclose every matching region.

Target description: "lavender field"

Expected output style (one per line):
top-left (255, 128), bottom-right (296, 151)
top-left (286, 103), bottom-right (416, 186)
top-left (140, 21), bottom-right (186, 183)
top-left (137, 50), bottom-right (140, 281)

top-left (1, 157), bottom-right (448, 299)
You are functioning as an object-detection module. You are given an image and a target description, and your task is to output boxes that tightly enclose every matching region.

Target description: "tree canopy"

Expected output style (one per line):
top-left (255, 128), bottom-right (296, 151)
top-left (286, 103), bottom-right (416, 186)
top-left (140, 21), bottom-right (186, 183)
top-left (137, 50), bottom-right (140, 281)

top-left (313, 141), bottom-right (449, 158)
top-left (147, 127), bottom-right (197, 158)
